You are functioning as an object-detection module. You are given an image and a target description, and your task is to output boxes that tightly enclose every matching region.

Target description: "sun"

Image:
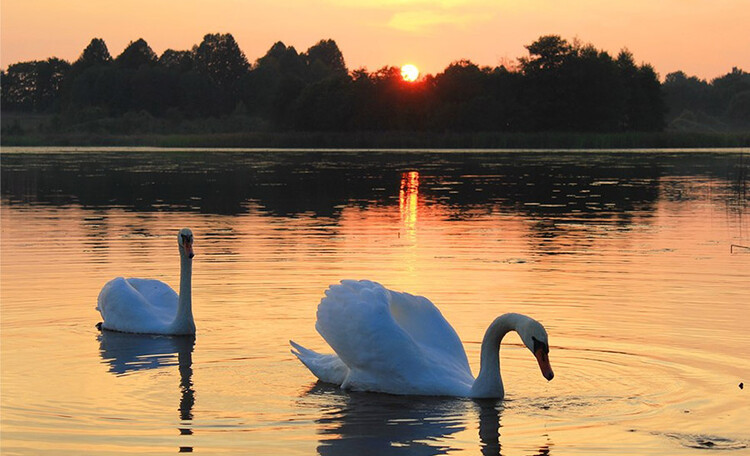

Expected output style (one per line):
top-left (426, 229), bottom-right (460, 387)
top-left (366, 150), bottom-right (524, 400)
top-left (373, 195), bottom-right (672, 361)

top-left (401, 64), bottom-right (420, 82)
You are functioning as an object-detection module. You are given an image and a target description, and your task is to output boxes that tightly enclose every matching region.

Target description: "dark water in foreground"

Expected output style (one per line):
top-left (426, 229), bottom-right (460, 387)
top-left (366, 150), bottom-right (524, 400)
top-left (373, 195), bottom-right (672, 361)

top-left (1, 148), bottom-right (749, 455)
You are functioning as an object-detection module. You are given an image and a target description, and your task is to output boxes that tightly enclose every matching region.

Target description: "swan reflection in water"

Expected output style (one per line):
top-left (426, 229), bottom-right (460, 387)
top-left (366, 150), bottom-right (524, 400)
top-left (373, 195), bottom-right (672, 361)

top-left (303, 383), bottom-right (467, 456)
top-left (301, 383), bottom-right (549, 456)
top-left (97, 330), bottom-right (195, 450)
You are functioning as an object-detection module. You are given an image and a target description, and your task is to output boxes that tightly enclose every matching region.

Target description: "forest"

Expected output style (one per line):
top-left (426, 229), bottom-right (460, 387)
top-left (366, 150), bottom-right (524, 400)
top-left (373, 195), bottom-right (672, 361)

top-left (2, 33), bottom-right (749, 141)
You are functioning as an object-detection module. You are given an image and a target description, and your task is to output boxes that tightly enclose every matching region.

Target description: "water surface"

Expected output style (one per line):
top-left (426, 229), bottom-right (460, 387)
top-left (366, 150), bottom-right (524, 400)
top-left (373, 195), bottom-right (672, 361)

top-left (1, 149), bottom-right (749, 455)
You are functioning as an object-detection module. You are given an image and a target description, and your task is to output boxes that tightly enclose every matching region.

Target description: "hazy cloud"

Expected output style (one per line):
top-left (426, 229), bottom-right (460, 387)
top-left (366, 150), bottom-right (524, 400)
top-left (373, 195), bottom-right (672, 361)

top-left (321, 0), bottom-right (496, 33)
top-left (387, 10), bottom-right (493, 33)
top-left (326, 0), bottom-right (485, 8)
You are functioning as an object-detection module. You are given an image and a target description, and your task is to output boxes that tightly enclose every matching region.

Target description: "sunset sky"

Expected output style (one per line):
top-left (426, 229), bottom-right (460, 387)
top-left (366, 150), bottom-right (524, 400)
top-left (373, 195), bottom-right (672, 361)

top-left (2, 0), bottom-right (749, 80)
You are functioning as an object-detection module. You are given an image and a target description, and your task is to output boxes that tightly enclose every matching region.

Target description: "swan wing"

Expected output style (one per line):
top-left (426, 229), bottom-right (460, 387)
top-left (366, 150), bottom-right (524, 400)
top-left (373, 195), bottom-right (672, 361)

top-left (125, 278), bottom-right (179, 313)
top-left (290, 340), bottom-right (349, 385)
top-left (315, 280), bottom-right (473, 395)
top-left (386, 286), bottom-right (471, 373)
top-left (97, 277), bottom-right (177, 333)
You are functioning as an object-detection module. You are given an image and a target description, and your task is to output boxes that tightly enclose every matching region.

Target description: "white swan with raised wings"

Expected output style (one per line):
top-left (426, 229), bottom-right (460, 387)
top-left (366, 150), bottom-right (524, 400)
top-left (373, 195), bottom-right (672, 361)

top-left (290, 280), bottom-right (553, 398)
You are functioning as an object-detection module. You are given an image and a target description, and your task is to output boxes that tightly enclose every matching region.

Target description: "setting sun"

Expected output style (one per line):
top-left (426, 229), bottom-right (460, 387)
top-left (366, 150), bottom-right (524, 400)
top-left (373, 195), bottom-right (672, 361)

top-left (401, 64), bottom-right (419, 82)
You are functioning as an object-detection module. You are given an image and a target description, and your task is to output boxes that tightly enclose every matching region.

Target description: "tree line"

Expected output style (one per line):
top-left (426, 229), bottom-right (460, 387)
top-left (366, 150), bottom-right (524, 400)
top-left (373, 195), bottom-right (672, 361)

top-left (662, 68), bottom-right (750, 132)
top-left (1, 33), bottom-right (747, 134)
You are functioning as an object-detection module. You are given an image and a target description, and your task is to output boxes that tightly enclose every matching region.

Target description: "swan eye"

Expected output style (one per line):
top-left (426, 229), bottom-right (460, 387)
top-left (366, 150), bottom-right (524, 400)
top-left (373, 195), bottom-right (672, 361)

top-left (532, 337), bottom-right (549, 354)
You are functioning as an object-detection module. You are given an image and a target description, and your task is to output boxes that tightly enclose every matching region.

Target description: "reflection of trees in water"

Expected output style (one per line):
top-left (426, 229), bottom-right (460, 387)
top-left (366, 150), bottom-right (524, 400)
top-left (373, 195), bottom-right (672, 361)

top-left (2, 151), bottom-right (742, 224)
top-left (97, 331), bottom-right (195, 449)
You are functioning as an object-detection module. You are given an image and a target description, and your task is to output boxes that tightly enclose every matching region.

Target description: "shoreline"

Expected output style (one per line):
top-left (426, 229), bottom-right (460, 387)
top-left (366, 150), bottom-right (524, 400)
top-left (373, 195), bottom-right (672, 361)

top-left (2, 145), bottom-right (749, 154)
top-left (3, 131), bottom-right (749, 150)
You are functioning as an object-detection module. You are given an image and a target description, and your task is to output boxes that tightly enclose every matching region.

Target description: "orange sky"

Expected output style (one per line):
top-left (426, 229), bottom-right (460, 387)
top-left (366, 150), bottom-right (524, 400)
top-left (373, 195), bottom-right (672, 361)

top-left (1, 0), bottom-right (749, 80)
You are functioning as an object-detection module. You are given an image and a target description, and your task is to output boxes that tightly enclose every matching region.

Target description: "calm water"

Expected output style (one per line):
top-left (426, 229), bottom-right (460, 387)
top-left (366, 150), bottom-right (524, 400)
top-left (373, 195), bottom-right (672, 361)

top-left (1, 148), bottom-right (749, 455)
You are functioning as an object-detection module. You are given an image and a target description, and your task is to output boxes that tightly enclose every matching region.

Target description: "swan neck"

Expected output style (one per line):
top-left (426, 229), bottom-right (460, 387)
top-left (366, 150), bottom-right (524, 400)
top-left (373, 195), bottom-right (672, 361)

top-left (471, 314), bottom-right (523, 398)
top-left (172, 252), bottom-right (194, 334)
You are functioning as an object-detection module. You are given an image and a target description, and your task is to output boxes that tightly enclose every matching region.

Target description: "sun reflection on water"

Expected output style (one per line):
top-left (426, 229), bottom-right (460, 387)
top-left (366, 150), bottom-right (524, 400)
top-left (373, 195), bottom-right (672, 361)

top-left (399, 171), bottom-right (420, 239)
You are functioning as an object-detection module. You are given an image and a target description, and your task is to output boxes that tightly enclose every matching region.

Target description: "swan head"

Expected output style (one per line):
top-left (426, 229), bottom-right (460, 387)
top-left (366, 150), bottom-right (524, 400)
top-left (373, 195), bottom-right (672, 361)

top-left (178, 228), bottom-right (195, 259)
top-left (517, 317), bottom-right (554, 382)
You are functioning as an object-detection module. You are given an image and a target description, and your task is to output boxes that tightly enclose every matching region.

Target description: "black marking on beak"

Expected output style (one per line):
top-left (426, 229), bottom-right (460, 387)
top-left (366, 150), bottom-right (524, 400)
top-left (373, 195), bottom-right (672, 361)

top-left (533, 337), bottom-right (554, 381)
top-left (182, 235), bottom-right (195, 258)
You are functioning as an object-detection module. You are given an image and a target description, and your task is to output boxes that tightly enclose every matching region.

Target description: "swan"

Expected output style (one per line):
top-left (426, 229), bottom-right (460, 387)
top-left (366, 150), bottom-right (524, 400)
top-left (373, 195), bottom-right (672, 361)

top-left (96, 228), bottom-right (196, 335)
top-left (290, 280), bottom-right (553, 398)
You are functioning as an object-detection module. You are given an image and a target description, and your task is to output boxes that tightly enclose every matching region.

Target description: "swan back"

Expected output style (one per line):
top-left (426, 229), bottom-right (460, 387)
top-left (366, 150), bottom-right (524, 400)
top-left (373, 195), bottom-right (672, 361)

top-left (97, 277), bottom-right (178, 333)
top-left (314, 280), bottom-right (474, 395)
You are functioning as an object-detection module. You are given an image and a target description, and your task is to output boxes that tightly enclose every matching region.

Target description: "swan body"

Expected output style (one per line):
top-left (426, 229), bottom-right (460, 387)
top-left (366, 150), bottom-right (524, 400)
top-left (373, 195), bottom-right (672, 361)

top-left (97, 228), bottom-right (196, 335)
top-left (291, 280), bottom-right (553, 398)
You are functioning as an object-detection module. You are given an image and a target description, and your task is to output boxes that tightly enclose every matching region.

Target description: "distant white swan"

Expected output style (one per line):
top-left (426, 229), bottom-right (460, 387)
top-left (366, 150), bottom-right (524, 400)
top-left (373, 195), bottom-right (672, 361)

top-left (96, 228), bottom-right (196, 335)
top-left (291, 280), bottom-right (554, 398)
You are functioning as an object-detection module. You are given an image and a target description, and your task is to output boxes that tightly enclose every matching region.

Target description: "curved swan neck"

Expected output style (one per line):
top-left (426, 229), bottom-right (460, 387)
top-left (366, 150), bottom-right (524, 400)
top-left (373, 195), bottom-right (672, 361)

top-left (470, 313), bottom-right (530, 398)
top-left (171, 252), bottom-right (195, 334)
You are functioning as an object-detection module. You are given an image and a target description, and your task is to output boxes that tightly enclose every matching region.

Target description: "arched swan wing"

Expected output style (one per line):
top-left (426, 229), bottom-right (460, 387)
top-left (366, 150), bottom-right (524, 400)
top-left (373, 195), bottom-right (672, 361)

top-left (386, 286), bottom-right (470, 371)
top-left (316, 280), bottom-right (422, 372)
top-left (315, 280), bottom-right (473, 393)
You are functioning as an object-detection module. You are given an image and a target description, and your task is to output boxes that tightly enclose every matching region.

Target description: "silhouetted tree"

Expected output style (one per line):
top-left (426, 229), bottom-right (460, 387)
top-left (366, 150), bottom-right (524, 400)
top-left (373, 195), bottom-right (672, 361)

top-left (290, 75), bottom-right (352, 130)
top-left (305, 39), bottom-right (347, 81)
top-left (116, 39), bottom-right (157, 69)
top-left (560, 43), bottom-right (623, 131)
top-left (188, 33), bottom-right (249, 114)
top-left (255, 41), bottom-right (306, 76)
top-left (2, 32), bottom-right (678, 135)
top-left (630, 64), bottom-right (665, 131)
top-left (159, 50), bottom-right (194, 72)
top-left (663, 67), bottom-right (749, 130)
top-left (242, 41), bottom-right (307, 124)
top-left (516, 37), bottom-right (664, 132)
top-left (712, 67), bottom-right (750, 112)
top-left (1, 58), bottom-right (71, 111)
top-left (192, 33), bottom-right (248, 88)
top-left (518, 35), bottom-right (574, 130)
top-left (486, 67), bottom-right (529, 131)
top-left (519, 35), bottom-right (573, 74)
top-left (662, 71), bottom-right (712, 119)
top-left (433, 60), bottom-right (491, 130)
top-left (75, 38), bottom-right (112, 69)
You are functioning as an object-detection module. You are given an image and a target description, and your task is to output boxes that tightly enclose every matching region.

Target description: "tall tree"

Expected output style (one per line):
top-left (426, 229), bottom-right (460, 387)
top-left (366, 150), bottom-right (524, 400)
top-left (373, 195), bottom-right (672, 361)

top-left (116, 38), bottom-right (157, 69)
top-left (242, 42), bottom-right (307, 122)
top-left (433, 60), bottom-right (491, 130)
top-left (75, 38), bottom-right (112, 69)
top-left (632, 64), bottom-right (665, 131)
top-left (519, 35), bottom-right (573, 74)
top-left (192, 33), bottom-right (249, 88)
top-left (518, 35), bottom-right (573, 130)
top-left (304, 39), bottom-right (347, 80)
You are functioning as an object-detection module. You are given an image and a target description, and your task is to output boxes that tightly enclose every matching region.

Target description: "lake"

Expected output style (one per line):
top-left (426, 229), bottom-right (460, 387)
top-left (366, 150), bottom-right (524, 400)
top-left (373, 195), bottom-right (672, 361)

top-left (1, 148), bottom-right (748, 455)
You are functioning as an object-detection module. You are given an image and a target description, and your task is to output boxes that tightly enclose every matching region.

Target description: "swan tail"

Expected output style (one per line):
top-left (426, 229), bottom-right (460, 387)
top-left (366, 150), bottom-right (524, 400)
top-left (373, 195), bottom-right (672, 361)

top-left (290, 340), bottom-right (349, 386)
